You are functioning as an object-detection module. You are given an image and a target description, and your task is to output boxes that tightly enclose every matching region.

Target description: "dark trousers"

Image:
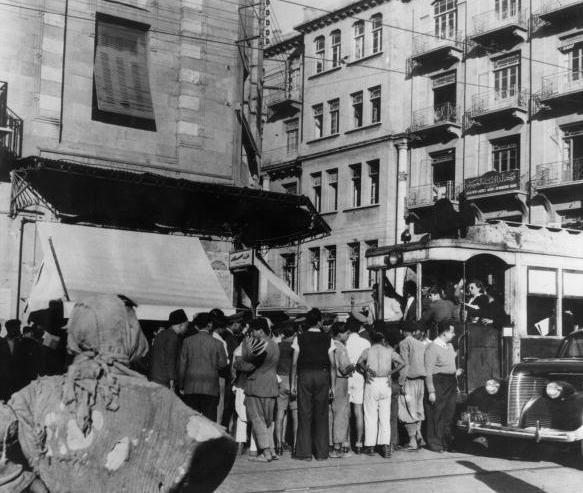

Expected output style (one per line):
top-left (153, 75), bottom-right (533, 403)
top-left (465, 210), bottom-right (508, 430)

top-left (221, 379), bottom-right (236, 430)
top-left (184, 393), bottom-right (219, 421)
top-left (425, 374), bottom-right (457, 451)
top-left (390, 380), bottom-right (400, 446)
top-left (296, 368), bottom-right (330, 459)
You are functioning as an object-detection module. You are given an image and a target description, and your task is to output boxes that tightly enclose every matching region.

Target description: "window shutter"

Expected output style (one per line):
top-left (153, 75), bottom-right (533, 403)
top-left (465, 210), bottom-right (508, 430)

top-left (94, 19), bottom-right (154, 120)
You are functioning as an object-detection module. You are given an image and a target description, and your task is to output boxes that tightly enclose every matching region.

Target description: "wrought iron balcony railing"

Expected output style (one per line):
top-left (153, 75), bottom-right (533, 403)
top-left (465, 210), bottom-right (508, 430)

top-left (534, 158), bottom-right (583, 187)
top-left (412, 30), bottom-right (464, 58)
top-left (469, 89), bottom-right (529, 117)
top-left (407, 180), bottom-right (461, 209)
top-left (265, 86), bottom-right (302, 109)
top-left (411, 102), bottom-right (460, 132)
top-left (471, 8), bottom-right (528, 37)
top-left (0, 81), bottom-right (23, 158)
top-left (538, 0), bottom-right (583, 21)
top-left (539, 71), bottom-right (583, 99)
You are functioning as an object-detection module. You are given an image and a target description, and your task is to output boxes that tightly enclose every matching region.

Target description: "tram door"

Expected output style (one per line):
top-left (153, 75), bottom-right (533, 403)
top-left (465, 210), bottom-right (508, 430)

top-left (461, 254), bottom-right (508, 393)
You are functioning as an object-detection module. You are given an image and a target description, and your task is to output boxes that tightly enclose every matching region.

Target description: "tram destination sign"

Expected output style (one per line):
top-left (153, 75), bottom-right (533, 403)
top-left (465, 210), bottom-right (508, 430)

top-left (464, 169), bottom-right (520, 197)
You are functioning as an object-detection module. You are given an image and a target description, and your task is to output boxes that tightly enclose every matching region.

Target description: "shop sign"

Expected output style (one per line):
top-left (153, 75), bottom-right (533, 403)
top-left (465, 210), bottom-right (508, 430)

top-left (229, 249), bottom-right (254, 271)
top-left (464, 169), bottom-right (520, 197)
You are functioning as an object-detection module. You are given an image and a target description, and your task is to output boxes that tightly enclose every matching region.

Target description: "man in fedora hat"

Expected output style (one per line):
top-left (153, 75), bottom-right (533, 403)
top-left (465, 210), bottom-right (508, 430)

top-left (149, 309), bottom-right (189, 389)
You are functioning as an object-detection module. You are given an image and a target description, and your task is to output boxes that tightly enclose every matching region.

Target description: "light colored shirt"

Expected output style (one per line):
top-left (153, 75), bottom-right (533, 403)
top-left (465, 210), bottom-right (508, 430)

top-left (424, 338), bottom-right (457, 393)
top-left (346, 332), bottom-right (371, 365)
top-left (399, 335), bottom-right (427, 379)
top-left (358, 344), bottom-right (403, 378)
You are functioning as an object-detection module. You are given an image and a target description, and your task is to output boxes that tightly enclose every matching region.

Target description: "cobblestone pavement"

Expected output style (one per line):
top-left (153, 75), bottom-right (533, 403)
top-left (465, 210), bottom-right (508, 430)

top-left (217, 446), bottom-right (583, 493)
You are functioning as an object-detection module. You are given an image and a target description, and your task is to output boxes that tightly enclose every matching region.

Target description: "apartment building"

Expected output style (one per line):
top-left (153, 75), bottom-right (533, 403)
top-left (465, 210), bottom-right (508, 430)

top-left (0, 0), bottom-right (327, 321)
top-left (261, 0), bottom-right (583, 315)
top-left (261, 0), bottom-right (413, 313)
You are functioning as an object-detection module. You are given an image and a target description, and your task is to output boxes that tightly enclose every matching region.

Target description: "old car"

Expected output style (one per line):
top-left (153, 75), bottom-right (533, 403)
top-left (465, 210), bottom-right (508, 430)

top-left (457, 329), bottom-right (583, 464)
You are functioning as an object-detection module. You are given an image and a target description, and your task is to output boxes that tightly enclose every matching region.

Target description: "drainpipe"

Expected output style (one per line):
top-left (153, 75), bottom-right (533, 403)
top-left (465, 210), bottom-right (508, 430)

top-left (16, 217), bottom-right (35, 318)
top-left (394, 138), bottom-right (409, 293)
top-left (527, 0), bottom-right (533, 224)
top-left (58, 0), bottom-right (69, 143)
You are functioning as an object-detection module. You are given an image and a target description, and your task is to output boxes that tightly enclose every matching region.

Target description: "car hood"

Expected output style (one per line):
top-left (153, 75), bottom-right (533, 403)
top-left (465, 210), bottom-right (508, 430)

top-left (514, 358), bottom-right (583, 377)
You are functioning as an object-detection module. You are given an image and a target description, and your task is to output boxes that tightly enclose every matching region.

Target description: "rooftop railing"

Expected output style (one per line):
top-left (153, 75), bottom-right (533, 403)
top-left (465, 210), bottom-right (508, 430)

top-left (0, 81), bottom-right (23, 158)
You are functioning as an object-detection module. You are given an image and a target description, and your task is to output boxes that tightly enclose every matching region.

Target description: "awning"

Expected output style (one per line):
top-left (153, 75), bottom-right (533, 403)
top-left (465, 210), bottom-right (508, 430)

top-left (10, 157), bottom-right (330, 247)
top-left (26, 222), bottom-right (233, 320)
top-left (255, 254), bottom-right (311, 313)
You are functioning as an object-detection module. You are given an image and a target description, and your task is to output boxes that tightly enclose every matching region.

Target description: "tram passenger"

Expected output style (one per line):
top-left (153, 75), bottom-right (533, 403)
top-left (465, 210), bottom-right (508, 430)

top-left (464, 280), bottom-right (489, 322)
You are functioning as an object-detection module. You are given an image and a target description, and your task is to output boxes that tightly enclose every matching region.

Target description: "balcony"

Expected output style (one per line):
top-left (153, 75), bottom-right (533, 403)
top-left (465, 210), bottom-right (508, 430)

top-left (537, 71), bottom-right (583, 109)
top-left (464, 169), bottom-right (528, 200)
top-left (265, 86), bottom-right (301, 117)
top-left (538, 0), bottom-right (583, 24)
top-left (411, 31), bottom-right (464, 68)
top-left (466, 90), bottom-right (529, 129)
top-left (407, 181), bottom-right (461, 209)
top-left (0, 81), bottom-right (23, 160)
top-left (534, 158), bottom-right (583, 190)
top-left (469, 8), bottom-right (528, 46)
top-left (410, 103), bottom-right (461, 142)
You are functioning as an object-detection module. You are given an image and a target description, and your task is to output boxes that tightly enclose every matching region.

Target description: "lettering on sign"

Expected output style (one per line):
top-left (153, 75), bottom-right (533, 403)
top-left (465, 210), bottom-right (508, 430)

top-left (464, 169), bottom-right (520, 197)
top-left (229, 249), bottom-right (255, 271)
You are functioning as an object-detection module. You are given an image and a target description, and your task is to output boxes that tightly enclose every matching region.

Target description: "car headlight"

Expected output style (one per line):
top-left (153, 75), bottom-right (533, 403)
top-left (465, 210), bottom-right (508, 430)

top-left (485, 379), bottom-right (501, 395)
top-left (546, 381), bottom-right (574, 400)
top-left (546, 381), bottom-right (563, 399)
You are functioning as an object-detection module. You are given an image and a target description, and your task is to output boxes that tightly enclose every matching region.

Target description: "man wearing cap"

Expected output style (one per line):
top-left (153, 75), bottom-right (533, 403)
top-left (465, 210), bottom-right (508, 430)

top-left (179, 312), bottom-right (228, 421)
top-left (149, 309), bottom-right (189, 390)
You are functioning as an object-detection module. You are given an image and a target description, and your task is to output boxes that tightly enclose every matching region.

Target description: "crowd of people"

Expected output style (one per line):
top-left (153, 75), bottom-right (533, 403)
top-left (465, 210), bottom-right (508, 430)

top-left (0, 276), bottom-right (506, 469)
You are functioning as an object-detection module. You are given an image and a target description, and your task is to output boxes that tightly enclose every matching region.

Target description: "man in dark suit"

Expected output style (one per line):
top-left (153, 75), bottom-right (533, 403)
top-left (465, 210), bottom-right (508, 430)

top-left (149, 309), bottom-right (189, 389)
top-left (243, 318), bottom-right (280, 462)
top-left (179, 312), bottom-right (228, 420)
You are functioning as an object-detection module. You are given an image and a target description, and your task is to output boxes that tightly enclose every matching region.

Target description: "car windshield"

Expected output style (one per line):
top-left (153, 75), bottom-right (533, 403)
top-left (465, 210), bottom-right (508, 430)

top-left (557, 332), bottom-right (583, 358)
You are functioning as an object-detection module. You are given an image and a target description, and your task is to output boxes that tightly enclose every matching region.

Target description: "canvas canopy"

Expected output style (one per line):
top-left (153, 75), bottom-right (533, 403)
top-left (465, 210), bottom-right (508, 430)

top-left (26, 222), bottom-right (233, 320)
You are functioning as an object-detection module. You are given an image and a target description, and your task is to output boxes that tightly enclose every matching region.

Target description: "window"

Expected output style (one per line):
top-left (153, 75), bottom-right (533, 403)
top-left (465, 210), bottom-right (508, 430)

top-left (371, 14), bottom-right (383, 54)
top-left (93, 14), bottom-right (156, 130)
top-left (331, 30), bottom-right (342, 68)
top-left (562, 125), bottom-right (583, 182)
top-left (527, 268), bottom-right (557, 336)
top-left (313, 103), bottom-right (323, 138)
top-left (365, 240), bottom-right (378, 287)
top-left (326, 169), bottom-right (339, 211)
top-left (432, 151), bottom-right (456, 200)
top-left (494, 54), bottom-right (520, 101)
top-left (325, 246), bottom-right (337, 290)
top-left (285, 119), bottom-right (299, 154)
top-left (434, 0), bottom-right (457, 40)
top-left (354, 21), bottom-right (365, 59)
top-left (352, 91), bottom-right (363, 128)
top-left (496, 0), bottom-right (520, 20)
top-left (311, 172), bottom-right (322, 212)
top-left (350, 164), bottom-right (362, 207)
top-left (569, 44), bottom-right (583, 82)
top-left (309, 248), bottom-right (321, 291)
top-left (329, 98), bottom-right (340, 135)
top-left (349, 243), bottom-right (361, 289)
top-left (315, 36), bottom-right (325, 73)
top-left (492, 138), bottom-right (519, 172)
top-left (368, 160), bottom-right (379, 204)
top-left (282, 254), bottom-right (297, 291)
top-left (369, 86), bottom-right (381, 123)
top-left (282, 182), bottom-right (298, 195)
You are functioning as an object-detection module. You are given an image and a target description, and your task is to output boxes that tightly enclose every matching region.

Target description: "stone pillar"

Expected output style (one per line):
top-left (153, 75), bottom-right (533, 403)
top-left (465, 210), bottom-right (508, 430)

top-left (394, 138), bottom-right (409, 294)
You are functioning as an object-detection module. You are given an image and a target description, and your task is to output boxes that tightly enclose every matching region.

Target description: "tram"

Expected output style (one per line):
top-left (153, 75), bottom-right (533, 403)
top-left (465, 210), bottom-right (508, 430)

top-left (366, 220), bottom-right (583, 395)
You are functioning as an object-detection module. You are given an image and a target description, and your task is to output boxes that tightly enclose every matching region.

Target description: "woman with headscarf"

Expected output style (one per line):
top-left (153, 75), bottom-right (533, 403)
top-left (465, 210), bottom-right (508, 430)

top-left (2, 295), bottom-right (236, 493)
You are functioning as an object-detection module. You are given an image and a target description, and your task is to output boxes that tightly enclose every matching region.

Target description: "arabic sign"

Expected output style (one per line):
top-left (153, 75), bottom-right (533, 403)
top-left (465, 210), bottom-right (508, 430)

top-left (229, 249), bottom-right (255, 271)
top-left (464, 169), bottom-right (520, 197)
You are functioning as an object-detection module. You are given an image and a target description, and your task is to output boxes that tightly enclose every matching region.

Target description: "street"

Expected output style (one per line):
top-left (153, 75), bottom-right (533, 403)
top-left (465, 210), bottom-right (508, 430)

top-left (218, 446), bottom-right (583, 493)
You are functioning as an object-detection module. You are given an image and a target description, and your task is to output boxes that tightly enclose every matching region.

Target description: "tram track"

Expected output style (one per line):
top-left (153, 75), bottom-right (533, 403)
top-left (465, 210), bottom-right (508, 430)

top-left (237, 463), bottom-right (564, 493)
